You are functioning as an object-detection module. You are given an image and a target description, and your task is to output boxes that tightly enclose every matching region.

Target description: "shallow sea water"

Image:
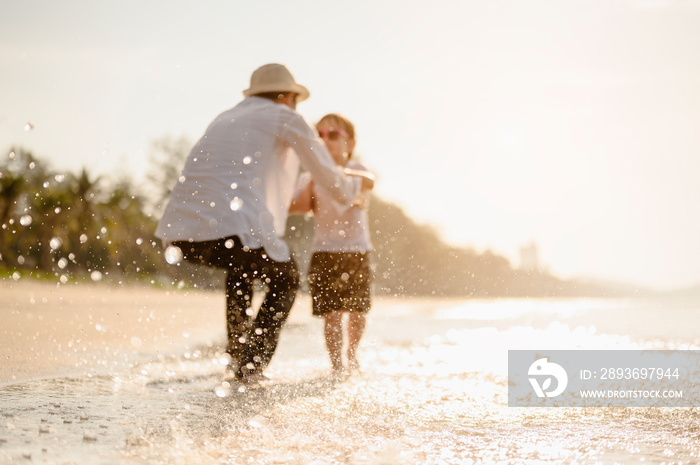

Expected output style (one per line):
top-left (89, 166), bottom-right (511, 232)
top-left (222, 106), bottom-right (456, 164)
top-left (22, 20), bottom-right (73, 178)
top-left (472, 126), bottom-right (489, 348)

top-left (2, 293), bottom-right (700, 464)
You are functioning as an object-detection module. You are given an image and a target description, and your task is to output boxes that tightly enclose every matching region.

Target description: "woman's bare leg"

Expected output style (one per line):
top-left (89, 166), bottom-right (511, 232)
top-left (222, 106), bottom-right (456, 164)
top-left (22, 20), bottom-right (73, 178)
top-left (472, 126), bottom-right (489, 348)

top-left (324, 311), bottom-right (344, 372)
top-left (347, 312), bottom-right (366, 371)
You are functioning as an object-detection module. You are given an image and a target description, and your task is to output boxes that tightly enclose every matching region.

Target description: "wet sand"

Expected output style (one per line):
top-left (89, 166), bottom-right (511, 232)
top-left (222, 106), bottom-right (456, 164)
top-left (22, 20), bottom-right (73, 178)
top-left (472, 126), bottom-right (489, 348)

top-left (2, 280), bottom-right (700, 464)
top-left (1, 280), bottom-right (227, 385)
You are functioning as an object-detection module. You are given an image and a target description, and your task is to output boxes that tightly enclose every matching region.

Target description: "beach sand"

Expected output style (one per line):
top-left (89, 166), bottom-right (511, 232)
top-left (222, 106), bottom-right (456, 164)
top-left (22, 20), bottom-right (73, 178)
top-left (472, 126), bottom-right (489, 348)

top-left (2, 279), bottom-right (700, 464)
top-left (1, 280), bottom-right (227, 385)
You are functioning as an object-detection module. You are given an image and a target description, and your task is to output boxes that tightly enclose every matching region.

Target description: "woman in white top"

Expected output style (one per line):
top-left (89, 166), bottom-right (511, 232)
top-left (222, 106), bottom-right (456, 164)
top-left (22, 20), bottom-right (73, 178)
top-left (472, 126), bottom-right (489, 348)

top-left (290, 113), bottom-right (374, 374)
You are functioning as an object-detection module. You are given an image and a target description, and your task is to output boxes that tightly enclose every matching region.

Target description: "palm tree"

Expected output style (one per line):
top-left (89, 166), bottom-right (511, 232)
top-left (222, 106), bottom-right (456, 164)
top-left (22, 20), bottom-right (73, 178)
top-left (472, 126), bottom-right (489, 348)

top-left (64, 168), bottom-right (101, 273)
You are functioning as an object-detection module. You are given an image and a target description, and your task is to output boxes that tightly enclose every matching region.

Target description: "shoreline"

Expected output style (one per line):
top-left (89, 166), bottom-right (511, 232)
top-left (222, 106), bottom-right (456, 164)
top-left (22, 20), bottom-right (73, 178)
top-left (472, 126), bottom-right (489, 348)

top-left (4, 278), bottom-right (685, 387)
top-left (0, 279), bottom-right (441, 387)
top-left (2, 281), bottom-right (700, 464)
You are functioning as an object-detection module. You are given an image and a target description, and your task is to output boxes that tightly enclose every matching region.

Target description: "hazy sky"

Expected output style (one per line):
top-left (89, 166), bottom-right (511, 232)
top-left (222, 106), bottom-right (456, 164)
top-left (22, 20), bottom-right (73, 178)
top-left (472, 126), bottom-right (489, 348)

top-left (2, 0), bottom-right (700, 291)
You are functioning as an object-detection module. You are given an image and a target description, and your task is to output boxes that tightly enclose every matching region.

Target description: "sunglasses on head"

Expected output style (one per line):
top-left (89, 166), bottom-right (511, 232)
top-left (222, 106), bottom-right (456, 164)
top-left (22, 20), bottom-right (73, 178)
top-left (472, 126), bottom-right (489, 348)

top-left (318, 129), bottom-right (350, 141)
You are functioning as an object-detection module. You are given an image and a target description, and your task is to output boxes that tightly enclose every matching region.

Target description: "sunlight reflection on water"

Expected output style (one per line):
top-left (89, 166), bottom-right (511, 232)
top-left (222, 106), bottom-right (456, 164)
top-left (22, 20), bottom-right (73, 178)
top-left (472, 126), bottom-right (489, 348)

top-left (1, 296), bottom-right (699, 464)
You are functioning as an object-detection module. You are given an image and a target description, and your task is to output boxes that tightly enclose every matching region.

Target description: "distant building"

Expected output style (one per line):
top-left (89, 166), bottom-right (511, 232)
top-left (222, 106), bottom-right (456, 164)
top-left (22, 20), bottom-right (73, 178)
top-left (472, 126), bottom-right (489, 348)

top-left (519, 242), bottom-right (539, 271)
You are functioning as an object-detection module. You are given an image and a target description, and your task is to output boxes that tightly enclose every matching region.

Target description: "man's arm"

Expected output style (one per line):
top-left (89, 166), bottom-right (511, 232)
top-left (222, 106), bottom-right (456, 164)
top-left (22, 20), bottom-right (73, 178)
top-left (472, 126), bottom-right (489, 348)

top-left (289, 176), bottom-right (314, 214)
top-left (343, 167), bottom-right (375, 190)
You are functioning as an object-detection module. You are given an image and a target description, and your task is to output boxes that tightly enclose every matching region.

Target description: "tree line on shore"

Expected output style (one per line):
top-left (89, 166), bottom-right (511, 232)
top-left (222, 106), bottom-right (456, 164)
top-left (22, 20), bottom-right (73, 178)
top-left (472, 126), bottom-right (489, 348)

top-left (0, 141), bottom-right (617, 297)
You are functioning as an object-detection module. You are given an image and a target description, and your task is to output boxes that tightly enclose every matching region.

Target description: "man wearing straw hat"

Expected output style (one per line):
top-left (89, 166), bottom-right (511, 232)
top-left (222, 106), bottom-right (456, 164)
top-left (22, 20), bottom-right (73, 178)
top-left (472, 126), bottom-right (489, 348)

top-left (155, 63), bottom-right (365, 383)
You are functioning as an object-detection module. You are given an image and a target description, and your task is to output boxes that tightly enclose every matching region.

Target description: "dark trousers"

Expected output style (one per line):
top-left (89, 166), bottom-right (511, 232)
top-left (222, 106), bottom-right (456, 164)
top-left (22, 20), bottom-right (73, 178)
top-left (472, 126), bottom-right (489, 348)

top-left (172, 236), bottom-right (299, 378)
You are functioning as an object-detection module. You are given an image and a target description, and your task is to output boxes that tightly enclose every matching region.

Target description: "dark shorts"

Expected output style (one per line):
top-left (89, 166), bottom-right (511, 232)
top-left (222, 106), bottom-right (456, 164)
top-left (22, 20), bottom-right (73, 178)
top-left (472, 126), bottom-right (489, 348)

top-left (308, 252), bottom-right (372, 316)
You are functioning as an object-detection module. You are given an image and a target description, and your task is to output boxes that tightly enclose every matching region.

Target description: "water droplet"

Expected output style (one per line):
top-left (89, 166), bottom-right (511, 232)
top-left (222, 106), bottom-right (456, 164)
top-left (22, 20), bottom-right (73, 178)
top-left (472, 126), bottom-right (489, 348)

top-left (19, 215), bottom-right (32, 226)
top-left (243, 156), bottom-right (252, 165)
top-left (230, 182), bottom-right (238, 190)
top-left (54, 174), bottom-right (65, 183)
top-left (57, 258), bottom-right (68, 269)
top-left (164, 245), bottom-right (183, 265)
top-left (49, 237), bottom-right (62, 250)
top-left (178, 176), bottom-right (186, 183)
top-left (224, 239), bottom-right (234, 249)
top-left (130, 337), bottom-right (142, 348)
top-left (209, 202), bottom-right (216, 207)
top-left (24, 122), bottom-right (34, 131)
top-left (79, 234), bottom-right (88, 244)
top-left (59, 275), bottom-right (68, 284)
top-left (17, 255), bottom-right (25, 265)
top-left (90, 270), bottom-right (103, 282)
top-left (230, 197), bottom-right (243, 211)
top-left (208, 218), bottom-right (217, 228)
top-left (43, 181), bottom-right (50, 188)
top-left (135, 238), bottom-right (143, 245)
top-left (248, 415), bottom-right (267, 428)
top-left (12, 271), bottom-right (20, 281)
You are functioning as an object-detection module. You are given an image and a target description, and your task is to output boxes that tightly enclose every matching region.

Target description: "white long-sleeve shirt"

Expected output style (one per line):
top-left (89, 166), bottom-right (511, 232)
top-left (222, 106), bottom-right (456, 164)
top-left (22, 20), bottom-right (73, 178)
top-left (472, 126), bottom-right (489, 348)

top-left (155, 97), bottom-right (361, 261)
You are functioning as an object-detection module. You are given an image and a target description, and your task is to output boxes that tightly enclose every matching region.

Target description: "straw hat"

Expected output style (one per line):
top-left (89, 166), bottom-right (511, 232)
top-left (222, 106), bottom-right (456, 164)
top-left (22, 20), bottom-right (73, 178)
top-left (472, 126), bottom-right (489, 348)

top-left (242, 63), bottom-right (310, 102)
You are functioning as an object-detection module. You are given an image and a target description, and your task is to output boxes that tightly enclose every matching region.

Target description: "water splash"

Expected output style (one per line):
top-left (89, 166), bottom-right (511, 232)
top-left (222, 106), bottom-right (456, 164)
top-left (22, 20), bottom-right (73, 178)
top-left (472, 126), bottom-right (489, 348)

top-left (230, 197), bottom-right (243, 211)
top-left (49, 237), bottom-right (63, 251)
top-left (163, 245), bottom-right (183, 265)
